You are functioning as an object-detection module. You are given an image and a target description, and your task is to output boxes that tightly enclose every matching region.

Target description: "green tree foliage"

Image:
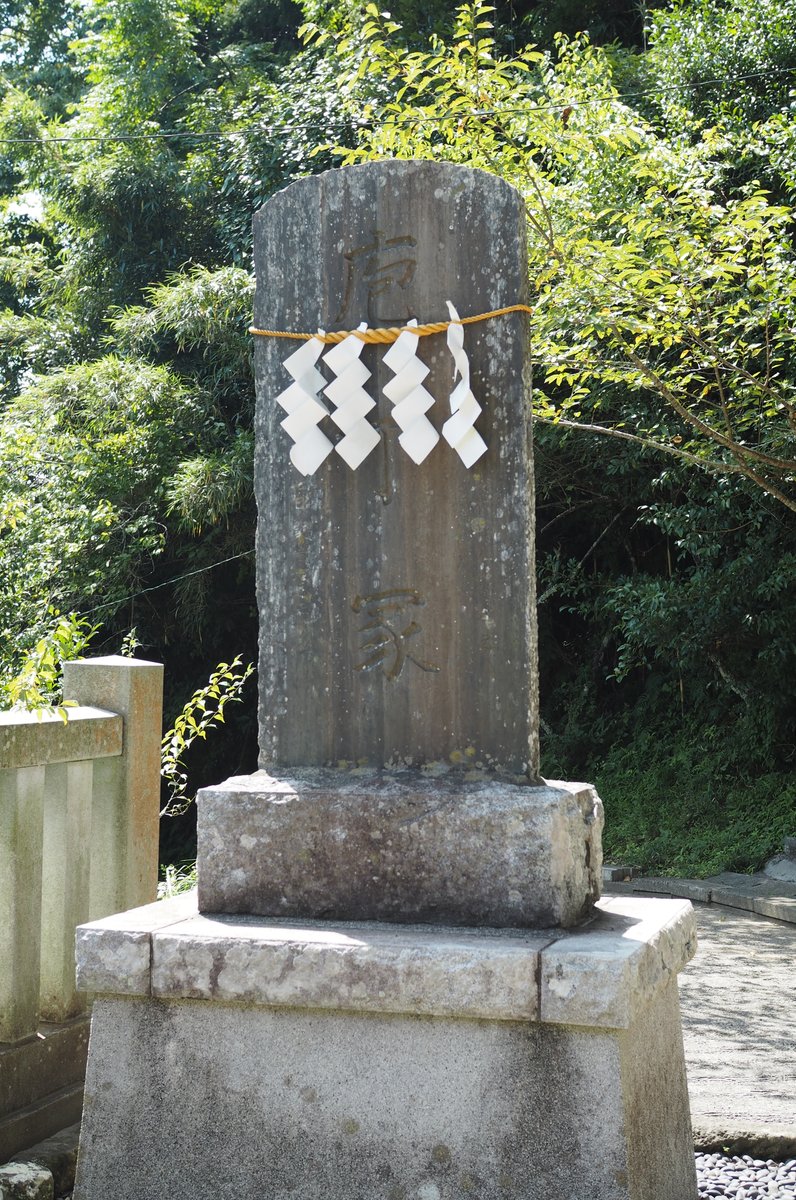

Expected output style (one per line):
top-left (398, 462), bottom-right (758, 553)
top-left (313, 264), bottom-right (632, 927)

top-left (308, 3), bottom-right (796, 509)
top-left (0, 0), bottom-right (362, 714)
top-left (161, 655), bottom-right (254, 816)
top-left (642, 0), bottom-right (796, 204)
top-left (645, 0), bottom-right (796, 131)
top-left (519, 0), bottom-right (655, 50)
top-left (1, 0), bottom-right (794, 871)
top-left (0, 611), bottom-right (96, 711)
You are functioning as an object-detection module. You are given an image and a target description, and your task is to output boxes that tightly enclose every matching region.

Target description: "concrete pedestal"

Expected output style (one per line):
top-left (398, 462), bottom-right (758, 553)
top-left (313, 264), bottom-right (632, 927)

top-left (73, 892), bottom-right (698, 1200)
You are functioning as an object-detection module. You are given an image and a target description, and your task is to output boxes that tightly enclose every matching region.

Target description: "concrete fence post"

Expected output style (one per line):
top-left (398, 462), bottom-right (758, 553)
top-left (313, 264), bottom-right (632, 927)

top-left (39, 761), bottom-right (93, 1023)
top-left (0, 765), bottom-right (45, 1043)
top-left (1, 662), bottom-right (162, 1161)
top-left (62, 657), bottom-right (164, 919)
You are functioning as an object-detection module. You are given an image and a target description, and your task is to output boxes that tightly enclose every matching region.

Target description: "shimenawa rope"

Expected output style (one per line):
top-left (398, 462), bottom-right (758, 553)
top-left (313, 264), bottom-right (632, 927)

top-left (248, 303), bottom-right (532, 345)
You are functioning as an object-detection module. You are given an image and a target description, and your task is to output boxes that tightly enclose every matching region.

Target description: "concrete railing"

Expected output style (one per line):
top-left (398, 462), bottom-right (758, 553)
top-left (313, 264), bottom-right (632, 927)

top-left (0, 656), bottom-right (162, 1157)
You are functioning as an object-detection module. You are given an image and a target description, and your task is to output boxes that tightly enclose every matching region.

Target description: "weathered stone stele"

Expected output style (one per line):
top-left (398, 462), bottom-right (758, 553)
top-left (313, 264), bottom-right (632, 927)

top-left (253, 160), bottom-right (538, 777)
top-left (200, 160), bottom-right (592, 926)
top-left (73, 162), bottom-right (699, 1200)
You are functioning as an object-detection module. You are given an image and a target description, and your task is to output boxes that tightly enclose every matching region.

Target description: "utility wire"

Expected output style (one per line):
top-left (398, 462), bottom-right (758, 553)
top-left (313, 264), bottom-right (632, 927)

top-left (0, 64), bottom-right (793, 146)
top-left (77, 549), bottom-right (255, 617)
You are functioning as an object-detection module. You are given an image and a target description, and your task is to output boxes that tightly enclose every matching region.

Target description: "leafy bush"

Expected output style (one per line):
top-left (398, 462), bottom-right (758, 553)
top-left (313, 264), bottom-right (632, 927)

top-left (0, 611), bottom-right (95, 711)
top-left (594, 733), bottom-right (796, 877)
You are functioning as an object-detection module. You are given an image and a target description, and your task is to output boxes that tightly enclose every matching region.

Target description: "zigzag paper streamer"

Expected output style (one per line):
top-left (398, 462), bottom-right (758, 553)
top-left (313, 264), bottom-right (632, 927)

top-left (381, 320), bottom-right (440, 465)
top-left (322, 324), bottom-right (380, 470)
top-left (442, 302), bottom-right (487, 468)
top-left (276, 336), bottom-right (334, 476)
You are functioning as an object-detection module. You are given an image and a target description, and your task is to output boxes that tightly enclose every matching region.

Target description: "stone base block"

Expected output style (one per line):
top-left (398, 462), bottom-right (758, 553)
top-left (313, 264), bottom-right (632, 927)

top-left (197, 769), bottom-right (603, 928)
top-left (73, 893), bottom-right (698, 1200)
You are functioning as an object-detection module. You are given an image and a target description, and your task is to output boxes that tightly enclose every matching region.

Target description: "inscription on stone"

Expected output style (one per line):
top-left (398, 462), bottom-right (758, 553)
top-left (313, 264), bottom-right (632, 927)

top-left (335, 229), bottom-right (418, 324)
top-left (352, 589), bottom-right (440, 682)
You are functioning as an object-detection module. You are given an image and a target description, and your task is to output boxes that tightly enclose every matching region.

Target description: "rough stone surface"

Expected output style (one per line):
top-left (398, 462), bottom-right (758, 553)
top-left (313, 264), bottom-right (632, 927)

top-left (253, 161), bottom-right (538, 776)
top-left (73, 984), bottom-right (695, 1200)
top-left (75, 892), bottom-right (197, 995)
top-left (540, 896), bottom-right (697, 1028)
top-left (151, 914), bottom-right (550, 1020)
top-left (0, 709), bottom-right (122, 771)
top-left (602, 864), bottom-right (640, 883)
top-left (9, 1124), bottom-right (79, 1199)
top-left (618, 979), bottom-right (696, 1200)
top-left (633, 879), bottom-right (713, 904)
top-left (73, 897), bottom-right (697, 1199)
top-left (197, 768), bottom-right (602, 928)
top-left (76, 892), bottom-right (695, 1031)
top-left (763, 853), bottom-right (796, 884)
top-left (0, 1161), bottom-right (53, 1200)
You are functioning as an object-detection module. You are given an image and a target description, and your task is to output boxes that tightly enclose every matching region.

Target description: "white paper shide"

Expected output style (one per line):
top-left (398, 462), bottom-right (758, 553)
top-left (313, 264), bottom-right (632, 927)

top-left (275, 337), bottom-right (334, 477)
top-left (274, 305), bottom-right (487, 475)
top-left (322, 324), bottom-right (381, 470)
top-left (381, 320), bottom-right (440, 465)
top-left (442, 302), bottom-right (487, 468)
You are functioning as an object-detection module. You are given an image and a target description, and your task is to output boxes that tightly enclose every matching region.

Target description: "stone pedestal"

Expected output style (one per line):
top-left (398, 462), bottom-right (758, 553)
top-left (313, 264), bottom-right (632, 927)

top-left (197, 770), bottom-right (603, 929)
top-left (73, 892), bottom-right (698, 1200)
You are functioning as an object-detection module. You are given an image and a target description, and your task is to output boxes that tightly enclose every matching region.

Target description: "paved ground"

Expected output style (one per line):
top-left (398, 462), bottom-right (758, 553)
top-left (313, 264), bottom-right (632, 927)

top-left (607, 871), bottom-right (796, 1154)
top-left (679, 903), bottom-right (795, 1150)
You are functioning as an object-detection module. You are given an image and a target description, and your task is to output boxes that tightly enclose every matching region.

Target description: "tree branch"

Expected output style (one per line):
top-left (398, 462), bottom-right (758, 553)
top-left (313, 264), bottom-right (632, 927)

top-left (535, 415), bottom-right (743, 474)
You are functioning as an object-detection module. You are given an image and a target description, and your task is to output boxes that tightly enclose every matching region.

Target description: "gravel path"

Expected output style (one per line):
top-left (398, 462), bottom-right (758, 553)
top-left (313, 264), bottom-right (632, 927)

top-left (696, 1152), bottom-right (796, 1198)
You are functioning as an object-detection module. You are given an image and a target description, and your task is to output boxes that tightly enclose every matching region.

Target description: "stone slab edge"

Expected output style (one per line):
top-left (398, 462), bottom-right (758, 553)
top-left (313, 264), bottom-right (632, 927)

top-left (0, 709), bottom-right (122, 771)
top-left (150, 916), bottom-right (552, 1021)
top-left (540, 896), bottom-right (697, 1028)
top-left (605, 875), bottom-right (796, 925)
top-left (75, 891), bottom-right (198, 995)
top-left (76, 892), bottom-right (695, 1030)
top-left (692, 1125), bottom-right (796, 1159)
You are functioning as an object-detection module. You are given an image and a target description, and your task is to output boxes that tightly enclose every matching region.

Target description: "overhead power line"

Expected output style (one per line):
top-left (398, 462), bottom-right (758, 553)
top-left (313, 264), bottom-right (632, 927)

top-left (78, 549), bottom-right (255, 617)
top-left (0, 64), bottom-right (793, 146)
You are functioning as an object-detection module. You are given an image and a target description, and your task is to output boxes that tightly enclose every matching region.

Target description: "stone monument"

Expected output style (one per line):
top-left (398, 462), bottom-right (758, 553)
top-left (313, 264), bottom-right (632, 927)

top-left (73, 161), bottom-right (698, 1200)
